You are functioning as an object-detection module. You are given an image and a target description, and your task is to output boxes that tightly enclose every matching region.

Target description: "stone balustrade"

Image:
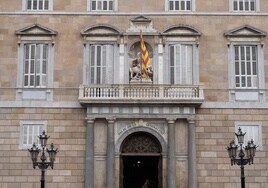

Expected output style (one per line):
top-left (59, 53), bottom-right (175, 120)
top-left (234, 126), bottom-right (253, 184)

top-left (79, 84), bottom-right (204, 104)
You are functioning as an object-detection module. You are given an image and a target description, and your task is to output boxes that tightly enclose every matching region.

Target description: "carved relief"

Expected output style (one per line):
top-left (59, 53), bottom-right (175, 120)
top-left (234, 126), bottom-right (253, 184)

top-left (127, 16), bottom-right (156, 33)
top-left (115, 119), bottom-right (167, 143)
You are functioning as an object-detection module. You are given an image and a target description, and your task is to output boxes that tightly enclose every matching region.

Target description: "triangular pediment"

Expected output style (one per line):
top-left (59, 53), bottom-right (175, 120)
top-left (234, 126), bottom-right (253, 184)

top-left (130, 15), bottom-right (151, 23)
top-left (127, 15), bottom-right (156, 33)
top-left (81, 24), bottom-right (121, 36)
top-left (161, 25), bottom-right (201, 37)
top-left (16, 24), bottom-right (57, 36)
top-left (224, 25), bottom-right (266, 37)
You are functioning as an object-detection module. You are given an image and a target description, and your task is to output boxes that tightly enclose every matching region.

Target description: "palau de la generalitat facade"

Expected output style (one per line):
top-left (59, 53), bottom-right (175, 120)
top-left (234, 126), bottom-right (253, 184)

top-left (0, 0), bottom-right (268, 188)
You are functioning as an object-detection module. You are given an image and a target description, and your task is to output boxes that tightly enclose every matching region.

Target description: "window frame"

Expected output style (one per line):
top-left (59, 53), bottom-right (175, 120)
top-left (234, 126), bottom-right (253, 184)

top-left (225, 25), bottom-right (266, 102)
top-left (16, 24), bottom-right (57, 101)
top-left (161, 25), bottom-right (201, 85)
top-left (87, 0), bottom-right (118, 11)
top-left (168, 43), bottom-right (194, 85)
top-left (165, 0), bottom-right (195, 11)
top-left (230, 0), bottom-right (260, 12)
top-left (228, 42), bottom-right (264, 101)
top-left (81, 25), bottom-right (121, 85)
top-left (19, 121), bottom-right (47, 149)
top-left (22, 0), bottom-right (53, 11)
top-left (87, 43), bottom-right (115, 84)
top-left (23, 43), bottom-right (49, 88)
top-left (17, 41), bottom-right (54, 100)
top-left (234, 45), bottom-right (258, 89)
top-left (235, 122), bottom-right (262, 150)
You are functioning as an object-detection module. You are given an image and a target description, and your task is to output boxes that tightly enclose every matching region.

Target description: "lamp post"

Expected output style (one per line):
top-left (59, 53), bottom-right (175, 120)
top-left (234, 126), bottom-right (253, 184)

top-left (28, 130), bottom-right (58, 188)
top-left (226, 127), bottom-right (257, 188)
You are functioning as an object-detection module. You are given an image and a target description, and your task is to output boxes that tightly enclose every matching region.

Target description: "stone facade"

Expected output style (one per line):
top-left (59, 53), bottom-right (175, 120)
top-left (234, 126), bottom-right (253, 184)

top-left (0, 0), bottom-right (268, 188)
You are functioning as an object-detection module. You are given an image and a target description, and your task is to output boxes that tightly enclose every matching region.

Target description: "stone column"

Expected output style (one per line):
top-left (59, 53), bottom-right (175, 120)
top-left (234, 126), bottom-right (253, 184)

top-left (158, 39), bottom-right (164, 84)
top-left (167, 119), bottom-right (176, 188)
top-left (119, 38), bottom-right (125, 84)
top-left (106, 118), bottom-right (115, 188)
top-left (188, 118), bottom-right (197, 188)
top-left (85, 118), bottom-right (94, 188)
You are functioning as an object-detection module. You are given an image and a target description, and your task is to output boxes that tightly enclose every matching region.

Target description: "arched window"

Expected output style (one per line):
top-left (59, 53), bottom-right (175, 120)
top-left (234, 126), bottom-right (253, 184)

top-left (121, 132), bottom-right (162, 154)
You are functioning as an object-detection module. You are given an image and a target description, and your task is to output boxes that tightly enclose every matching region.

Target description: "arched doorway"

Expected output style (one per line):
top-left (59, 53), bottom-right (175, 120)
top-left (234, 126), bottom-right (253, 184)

top-left (120, 132), bottom-right (162, 188)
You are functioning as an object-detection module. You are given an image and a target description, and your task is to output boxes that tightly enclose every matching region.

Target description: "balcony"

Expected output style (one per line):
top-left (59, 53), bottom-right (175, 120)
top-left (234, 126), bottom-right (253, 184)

top-left (78, 84), bottom-right (204, 105)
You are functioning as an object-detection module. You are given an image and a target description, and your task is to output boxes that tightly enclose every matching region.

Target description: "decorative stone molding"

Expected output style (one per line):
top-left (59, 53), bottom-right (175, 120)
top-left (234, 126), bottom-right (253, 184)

top-left (224, 25), bottom-right (266, 43)
top-left (115, 120), bottom-right (168, 154)
top-left (116, 119), bottom-right (167, 139)
top-left (16, 24), bottom-right (57, 44)
top-left (81, 24), bottom-right (122, 43)
top-left (126, 15), bottom-right (156, 33)
top-left (161, 24), bottom-right (201, 44)
top-left (121, 132), bottom-right (161, 153)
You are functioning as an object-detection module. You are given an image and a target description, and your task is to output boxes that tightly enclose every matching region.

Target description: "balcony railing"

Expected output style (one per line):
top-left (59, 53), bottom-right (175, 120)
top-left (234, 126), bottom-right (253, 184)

top-left (78, 84), bottom-right (204, 104)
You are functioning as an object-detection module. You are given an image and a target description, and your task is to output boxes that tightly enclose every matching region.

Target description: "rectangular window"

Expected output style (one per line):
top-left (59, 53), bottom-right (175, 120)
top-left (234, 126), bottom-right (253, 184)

top-left (232, 0), bottom-right (256, 11)
top-left (234, 45), bottom-right (257, 88)
top-left (19, 121), bottom-right (46, 149)
top-left (169, 0), bottom-right (192, 11)
top-left (89, 44), bottom-right (113, 84)
top-left (235, 123), bottom-right (262, 149)
top-left (24, 44), bottom-right (48, 88)
top-left (27, 0), bottom-right (49, 10)
top-left (91, 0), bottom-right (113, 11)
top-left (169, 44), bottom-right (193, 84)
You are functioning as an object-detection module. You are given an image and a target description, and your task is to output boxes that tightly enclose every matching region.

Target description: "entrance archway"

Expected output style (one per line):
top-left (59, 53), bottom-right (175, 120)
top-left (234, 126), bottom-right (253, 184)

top-left (120, 132), bottom-right (162, 188)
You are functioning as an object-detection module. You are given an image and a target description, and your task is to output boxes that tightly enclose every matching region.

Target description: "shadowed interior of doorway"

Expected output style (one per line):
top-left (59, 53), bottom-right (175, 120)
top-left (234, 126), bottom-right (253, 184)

top-left (120, 131), bottom-right (163, 188)
top-left (123, 156), bottom-right (159, 188)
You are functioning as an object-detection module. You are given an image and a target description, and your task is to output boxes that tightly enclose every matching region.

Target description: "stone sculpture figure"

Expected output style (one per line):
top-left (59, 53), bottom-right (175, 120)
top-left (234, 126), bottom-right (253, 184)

top-left (129, 42), bottom-right (153, 82)
top-left (129, 52), bottom-right (142, 81)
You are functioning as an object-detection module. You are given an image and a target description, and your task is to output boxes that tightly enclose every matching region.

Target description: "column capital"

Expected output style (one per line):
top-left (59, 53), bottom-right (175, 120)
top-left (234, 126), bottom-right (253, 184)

top-left (85, 117), bottom-right (95, 124)
top-left (187, 116), bottom-right (196, 124)
top-left (166, 118), bottom-right (176, 124)
top-left (106, 117), bottom-right (116, 124)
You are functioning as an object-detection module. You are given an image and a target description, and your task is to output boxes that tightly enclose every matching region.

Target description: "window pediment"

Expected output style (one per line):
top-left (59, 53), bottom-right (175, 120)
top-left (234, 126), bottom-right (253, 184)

top-left (224, 25), bottom-right (266, 38)
top-left (16, 24), bottom-right (57, 36)
top-left (81, 25), bottom-right (121, 36)
top-left (15, 24), bottom-right (57, 43)
top-left (126, 16), bottom-right (156, 33)
top-left (130, 15), bottom-right (152, 24)
top-left (161, 25), bottom-right (201, 37)
top-left (161, 25), bottom-right (201, 43)
top-left (81, 25), bottom-right (121, 42)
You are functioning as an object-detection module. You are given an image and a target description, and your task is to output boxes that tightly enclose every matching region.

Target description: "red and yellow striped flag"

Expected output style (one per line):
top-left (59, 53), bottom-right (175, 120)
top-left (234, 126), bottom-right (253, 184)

top-left (140, 32), bottom-right (151, 79)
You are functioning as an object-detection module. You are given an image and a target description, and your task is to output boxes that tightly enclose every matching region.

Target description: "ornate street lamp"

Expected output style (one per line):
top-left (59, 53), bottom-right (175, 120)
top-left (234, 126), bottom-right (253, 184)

top-left (226, 127), bottom-right (257, 188)
top-left (28, 131), bottom-right (58, 188)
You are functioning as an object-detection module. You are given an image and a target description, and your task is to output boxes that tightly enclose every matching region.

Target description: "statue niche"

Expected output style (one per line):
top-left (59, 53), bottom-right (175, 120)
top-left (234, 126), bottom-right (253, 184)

top-left (129, 41), bottom-right (153, 83)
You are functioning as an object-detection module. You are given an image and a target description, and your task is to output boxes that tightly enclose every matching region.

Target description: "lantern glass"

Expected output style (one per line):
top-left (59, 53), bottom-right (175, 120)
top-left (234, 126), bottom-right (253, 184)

top-left (235, 127), bottom-right (246, 145)
top-left (38, 130), bottom-right (50, 147)
top-left (227, 140), bottom-right (237, 159)
top-left (246, 140), bottom-right (256, 158)
top-left (47, 143), bottom-right (58, 162)
top-left (28, 143), bottom-right (40, 162)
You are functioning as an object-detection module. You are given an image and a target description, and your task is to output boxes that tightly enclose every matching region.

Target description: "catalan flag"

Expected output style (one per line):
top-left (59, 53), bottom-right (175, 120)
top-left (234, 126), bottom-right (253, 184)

top-left (140, 32), bottom-right (151, 79)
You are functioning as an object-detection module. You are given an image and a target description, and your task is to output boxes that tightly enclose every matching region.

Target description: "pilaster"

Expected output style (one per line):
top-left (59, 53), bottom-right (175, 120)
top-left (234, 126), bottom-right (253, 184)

top-left (188, 118), bottom-right (197, 188)
top-left (167, 118), bottom-right (176, 188)
top-left (85, 118), bottom-right (95, 188)
top-left (106, 118), bottom-right (116, 188)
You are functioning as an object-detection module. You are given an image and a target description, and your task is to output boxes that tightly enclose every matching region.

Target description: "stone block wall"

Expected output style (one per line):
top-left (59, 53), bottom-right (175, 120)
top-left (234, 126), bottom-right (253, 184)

top-left (0, 107), bottom-right (86, 188)
top-left (197, 108), bottom-right (268, 188)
